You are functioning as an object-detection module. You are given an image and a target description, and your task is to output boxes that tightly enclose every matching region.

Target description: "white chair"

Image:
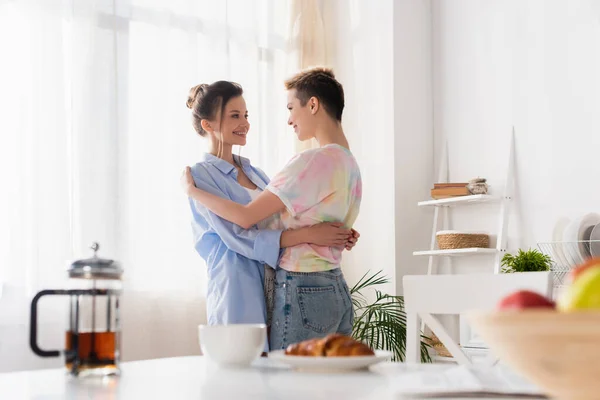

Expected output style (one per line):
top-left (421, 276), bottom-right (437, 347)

top-left (403, 272), bottom-right (553, 365)
top-left (121, 290), bottom-right (207, 362)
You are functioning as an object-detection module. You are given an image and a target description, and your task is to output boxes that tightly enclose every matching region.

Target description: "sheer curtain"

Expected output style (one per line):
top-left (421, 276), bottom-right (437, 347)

top-left (288, 0), bottom-right (327, 153)
top-left (0, 0), bottom-right (294, 371)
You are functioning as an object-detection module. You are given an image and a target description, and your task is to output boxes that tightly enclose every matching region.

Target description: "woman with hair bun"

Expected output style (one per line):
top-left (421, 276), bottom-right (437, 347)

top-left (183, 81), bottom-right (357, 353)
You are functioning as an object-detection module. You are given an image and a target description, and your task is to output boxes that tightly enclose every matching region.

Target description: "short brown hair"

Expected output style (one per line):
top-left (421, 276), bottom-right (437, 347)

top-left (284, 67), bottom-right (345, 121)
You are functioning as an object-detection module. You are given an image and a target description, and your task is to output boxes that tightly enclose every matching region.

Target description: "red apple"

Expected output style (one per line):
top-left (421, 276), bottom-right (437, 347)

top-left (569, 257), bottom-right (600, 282)
top-left (497, 290), bottom-right (555, 310)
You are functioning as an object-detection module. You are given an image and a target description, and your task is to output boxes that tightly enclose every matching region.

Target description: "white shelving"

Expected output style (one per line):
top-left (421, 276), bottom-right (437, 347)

top-left (415, 130), bottom-right (515, 275)
top-left (431, 355), bottom-right (456, 364)
top-left (413, 130), bottom-right (516, 365)
top-left (431, 348), bottom-right (494, 365)
top-left (418, 194), bottom-right (499, 208)
top-left (413, 248), bottom-right (499, 257)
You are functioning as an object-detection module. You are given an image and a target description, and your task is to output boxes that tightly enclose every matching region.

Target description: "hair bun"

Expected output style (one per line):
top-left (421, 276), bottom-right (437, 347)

top-left (186, 84), bottom-right (209, 109)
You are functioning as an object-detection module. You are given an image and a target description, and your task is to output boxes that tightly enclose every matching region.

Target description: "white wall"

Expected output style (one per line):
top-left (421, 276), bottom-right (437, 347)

top-left (393, 0), bottom-right (434, 292)
top-left (323, 0), bottom-right (397, 296)
top-left (0, 287), bottom-right (205, 373)
top-left (322, 0), bottom-right (435, 296)
top-left (432, 0), bottom-right (600, 274)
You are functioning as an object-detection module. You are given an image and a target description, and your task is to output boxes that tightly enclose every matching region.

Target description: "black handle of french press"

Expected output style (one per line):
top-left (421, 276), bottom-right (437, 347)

top-left (29, 289), bottom-right (70, 357)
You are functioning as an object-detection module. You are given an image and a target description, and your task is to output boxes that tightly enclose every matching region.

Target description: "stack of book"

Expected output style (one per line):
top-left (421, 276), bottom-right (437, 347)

top-left (430, 183), bottom-right (470, 199)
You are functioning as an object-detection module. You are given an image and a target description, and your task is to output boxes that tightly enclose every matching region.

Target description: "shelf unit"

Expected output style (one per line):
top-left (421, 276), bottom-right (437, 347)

top-left (413, 129), bottom-right (516, 363)
top-left (413, 248), bottom-right (499, 257)
top-left (414, 130), bottom-right (515, 275)
top-left (417, 194), bottom-right (500, 208)
top-left (431, 347), bottom-right (493, 365)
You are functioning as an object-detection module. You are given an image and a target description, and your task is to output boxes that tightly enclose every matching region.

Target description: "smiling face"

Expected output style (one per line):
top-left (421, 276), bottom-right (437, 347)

top-left (286, 89), bottom-right (317, 141)
top-left (211, 95), bottom-right (250, 146)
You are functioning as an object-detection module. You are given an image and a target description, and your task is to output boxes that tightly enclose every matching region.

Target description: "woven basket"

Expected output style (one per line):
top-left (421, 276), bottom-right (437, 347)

top-left (436, 231), bottom-right (489, 250)
top-left (425, 332), bottom-right (452, 358)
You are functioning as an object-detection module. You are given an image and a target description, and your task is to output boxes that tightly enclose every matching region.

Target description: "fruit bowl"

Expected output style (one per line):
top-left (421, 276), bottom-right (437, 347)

top-left (468, 310), bottom-right (600, 400)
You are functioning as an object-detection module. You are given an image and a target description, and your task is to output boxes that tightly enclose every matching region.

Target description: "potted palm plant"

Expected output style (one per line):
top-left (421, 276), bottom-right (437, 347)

top-left (350, 270), bottom-right (431, 362)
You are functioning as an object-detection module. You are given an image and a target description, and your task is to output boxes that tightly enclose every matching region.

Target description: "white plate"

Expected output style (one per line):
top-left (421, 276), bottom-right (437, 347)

top-left (269, 349), bottom-right (392, 371)
top-left (578, 213), bottom-right (600, 258)
top-left (561, 218), bottom-right (582, 265)
top-left (590, 222), bottom-right (600, 257)
top-left (552, 217), bottom-right (571, 267)
top-left (563, 213), bottom-right (600, 264)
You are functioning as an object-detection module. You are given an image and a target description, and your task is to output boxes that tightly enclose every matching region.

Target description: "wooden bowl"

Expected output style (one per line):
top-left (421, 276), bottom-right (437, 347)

top-left (468, 310), bottom-right (600, 400)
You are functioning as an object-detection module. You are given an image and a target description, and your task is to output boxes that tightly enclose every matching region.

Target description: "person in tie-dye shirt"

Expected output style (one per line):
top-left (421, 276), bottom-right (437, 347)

top-left (181, 67), bottom-right (361, 350)
top-left (183, 80), bottom-right (359, 354)
top-left (267, 144), bottom-right (361, 272)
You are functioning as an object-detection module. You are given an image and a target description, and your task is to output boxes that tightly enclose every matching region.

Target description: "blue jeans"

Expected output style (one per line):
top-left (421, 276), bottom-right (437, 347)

top-left (269, 267), bottom-right (354, 351)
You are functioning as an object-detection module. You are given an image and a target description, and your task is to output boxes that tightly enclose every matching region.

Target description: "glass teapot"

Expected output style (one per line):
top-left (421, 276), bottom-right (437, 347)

top-left (29, 242), bottom-right (123, 377)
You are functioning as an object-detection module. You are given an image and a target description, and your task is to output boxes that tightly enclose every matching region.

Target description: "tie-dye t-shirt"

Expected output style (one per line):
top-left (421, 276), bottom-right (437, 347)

top-left (266, 144), bottom-right (362, 272)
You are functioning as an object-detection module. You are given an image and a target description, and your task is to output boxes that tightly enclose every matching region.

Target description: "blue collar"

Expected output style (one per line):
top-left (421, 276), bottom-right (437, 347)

top-left (200, 153), bottom-right (251, 176)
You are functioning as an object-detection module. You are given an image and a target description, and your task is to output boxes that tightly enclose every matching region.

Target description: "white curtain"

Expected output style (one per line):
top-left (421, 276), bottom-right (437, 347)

top-left (0, 0), bottom-right (294, 371)
top-left (287, 0), bottom-right (327, 153)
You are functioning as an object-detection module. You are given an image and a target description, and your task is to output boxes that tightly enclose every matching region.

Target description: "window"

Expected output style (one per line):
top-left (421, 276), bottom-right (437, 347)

top-left (0, 0), bottom-right (293, 297)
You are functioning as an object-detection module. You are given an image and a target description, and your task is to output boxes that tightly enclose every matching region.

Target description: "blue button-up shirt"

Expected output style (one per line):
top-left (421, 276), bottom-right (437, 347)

top-left (188, 153), bottom-right (282, 350)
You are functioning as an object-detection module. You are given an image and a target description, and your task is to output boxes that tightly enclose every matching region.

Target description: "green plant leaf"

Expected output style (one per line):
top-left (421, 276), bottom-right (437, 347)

top-left (501, 248), bottom-right (552, 273)
top-left (351, 271), bottom-right (431, 363)
top-left (350, 270), bottom-right (389, 294)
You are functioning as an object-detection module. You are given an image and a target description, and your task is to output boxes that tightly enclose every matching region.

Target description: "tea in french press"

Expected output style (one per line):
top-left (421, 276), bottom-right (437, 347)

top-left (29, 242), bottom-right (123, 377)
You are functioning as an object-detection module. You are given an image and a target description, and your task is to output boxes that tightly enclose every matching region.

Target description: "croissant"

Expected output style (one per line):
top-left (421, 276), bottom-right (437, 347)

top-left (284, 334), bottom-right (375, 357)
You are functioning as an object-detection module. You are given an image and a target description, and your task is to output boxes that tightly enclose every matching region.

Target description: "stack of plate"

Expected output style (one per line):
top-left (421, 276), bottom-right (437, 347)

top-left (553, 213), bottom-right (600, 267)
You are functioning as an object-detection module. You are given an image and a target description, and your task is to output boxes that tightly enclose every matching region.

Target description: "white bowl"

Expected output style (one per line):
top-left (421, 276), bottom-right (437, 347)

top-left (198, 324), bottom-right (266, 367)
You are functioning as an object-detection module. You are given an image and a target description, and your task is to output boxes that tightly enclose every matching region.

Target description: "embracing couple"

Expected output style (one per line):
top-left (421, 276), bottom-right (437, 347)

top-left (180, 67), bottom-right (362, 353)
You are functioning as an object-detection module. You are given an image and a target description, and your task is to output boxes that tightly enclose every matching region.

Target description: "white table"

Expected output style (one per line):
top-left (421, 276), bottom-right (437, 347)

top-left (0, 356), bottom-right (539, 400)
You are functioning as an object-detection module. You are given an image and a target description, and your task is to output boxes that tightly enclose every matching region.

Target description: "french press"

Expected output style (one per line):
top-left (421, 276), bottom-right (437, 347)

top-left (29, 243), bottom-right (123, 377)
